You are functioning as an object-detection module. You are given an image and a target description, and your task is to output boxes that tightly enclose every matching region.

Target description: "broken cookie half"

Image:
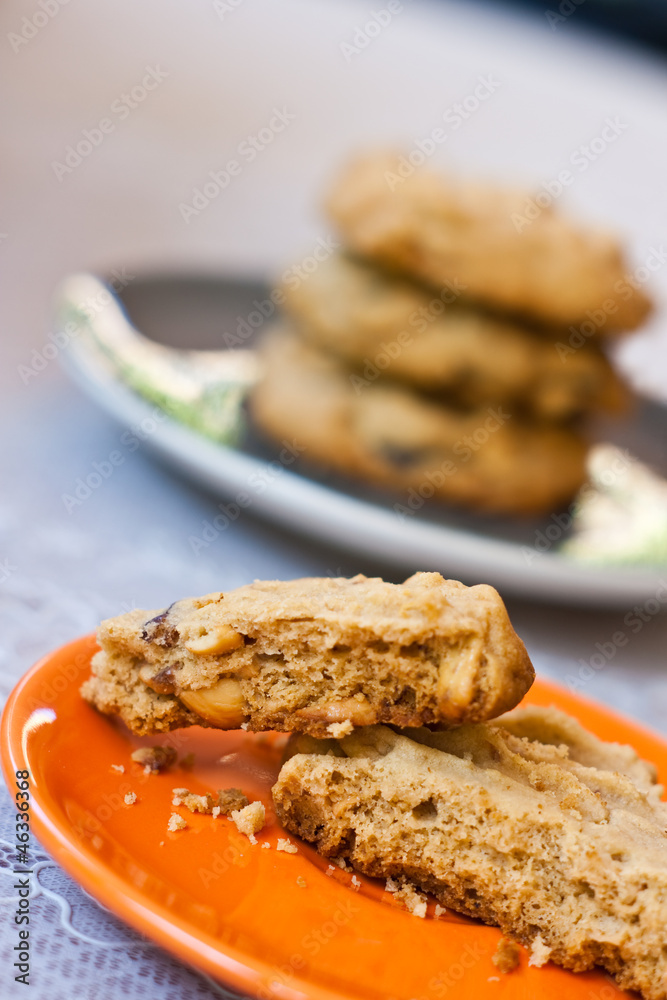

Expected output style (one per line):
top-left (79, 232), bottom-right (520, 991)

top-left (272, 707), bottom-right (667, 1000)
top-left (81, 572), bottom-right (533, 737)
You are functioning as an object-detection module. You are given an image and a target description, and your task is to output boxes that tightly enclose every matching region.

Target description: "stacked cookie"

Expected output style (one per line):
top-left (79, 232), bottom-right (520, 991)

top-left (251, 153), bottom-right (651, 515)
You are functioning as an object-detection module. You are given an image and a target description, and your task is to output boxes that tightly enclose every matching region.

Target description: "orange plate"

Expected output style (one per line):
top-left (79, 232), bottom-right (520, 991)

top-left (3, 635), bottom-right (666, 1000)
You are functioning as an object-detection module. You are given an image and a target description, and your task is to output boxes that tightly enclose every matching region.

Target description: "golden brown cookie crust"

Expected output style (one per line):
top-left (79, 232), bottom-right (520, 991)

top-left (326, 153), bottom-right (652, 332)
top-left (81, 573), bottom-right (534, 737)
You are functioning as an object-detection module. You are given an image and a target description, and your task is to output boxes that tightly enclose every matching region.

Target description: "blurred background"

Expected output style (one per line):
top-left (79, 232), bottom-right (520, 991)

top-left (1, 1), bottom-right (667, 994)
top-left (2, 0), bottom-right (667, 707)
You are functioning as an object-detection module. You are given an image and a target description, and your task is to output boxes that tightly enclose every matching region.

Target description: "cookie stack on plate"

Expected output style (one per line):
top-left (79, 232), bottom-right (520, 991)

top-left (251, 153), bottom-right (652, 516)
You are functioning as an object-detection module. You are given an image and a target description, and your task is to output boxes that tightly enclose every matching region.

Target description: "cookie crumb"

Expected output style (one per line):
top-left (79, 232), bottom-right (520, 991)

top-left (159, 841), bottom-right (165, 847)
top-left (111, 764), bottom-right (125, 773)
top-left (332, 856), bottom-right (350, 871)
top-left (261, 842), bottom-right (271, 849)
top-left (240, 722), bottom-right (250, 731)
top-left (385, 877), bottom-right (427, 918)
top-left (131, 746), bottom-right (177, 772)
top-left (276, 838), bottom-right (298, 854)
top-left (528, 934), bottom-right (551, 968)
top-left (296, 876), bottom-right (307, 888)
top-left (351, 875), bottom-right (361, 890)
top-left (170, 786), bottom-right (246, 816)
top-left (488, 976), bottom-right (500, 982)
top-left (493, 937), bottom-right (521, 974)
top-left (123, 792), bottom-right (137, 805)
top-left (167, 813), bottom-right (187, 832)
top-left (217, 788), bottom-right (249, 816)
top-left (434, 904), bottom-right (447, 918)
top-left (231, 801), bottom-right (265, 844)
top-left (183, 792), bottom-right (215, 814)
top-left (327, 721), bottom-right (354, 738)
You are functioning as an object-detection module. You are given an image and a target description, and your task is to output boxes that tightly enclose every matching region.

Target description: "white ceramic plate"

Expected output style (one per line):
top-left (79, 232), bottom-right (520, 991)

top-left (57, 271), bottom-right (667, 608)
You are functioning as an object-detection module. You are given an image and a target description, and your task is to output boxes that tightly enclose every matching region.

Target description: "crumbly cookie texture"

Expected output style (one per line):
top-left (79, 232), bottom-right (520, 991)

top-left (216, 788), bottom-right (249, 816)
top-left (272, 707), bottom-right (667, 1000)
top-left (251, 328), bottom-right (588, 515)
top-left (493, 938), bottom-right (521, 974)
top-left (281, 254), bottom-right (627, 419)
top-left (172, 789), bottom-right (215, 814)
top-left (81, 573), bottom-right (534, 737)
top-left (231, 801), bottom-right (266, 844)
top-left (326, 153), bottom-right (651, 332)
top-left (167, 813), bottom-right (187, 832)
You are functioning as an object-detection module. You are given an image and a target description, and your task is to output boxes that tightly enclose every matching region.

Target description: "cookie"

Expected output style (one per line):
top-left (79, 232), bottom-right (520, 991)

top-left (281, 253), bottom-right (627, 419)
top-left (81, 573), bottom-right (534, 736)
top-left (273, 707), bottom-right (667, 1000)
top-left (250, 327), bottom-right (588, 515)
top-left (326, 153), bottom-right (652, 332)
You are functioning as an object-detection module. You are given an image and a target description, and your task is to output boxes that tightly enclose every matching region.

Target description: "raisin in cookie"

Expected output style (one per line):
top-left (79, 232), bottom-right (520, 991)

top-left (81, 573), bottom-right (534, 737)
top-left (273, 707), bottom-right (667, 1000)
top-left (326, 153), bottom-right (651, 332)
top-left (281, 253), bottom-right (627, 419)
top-left (250, 327), bottom-right (588, 515)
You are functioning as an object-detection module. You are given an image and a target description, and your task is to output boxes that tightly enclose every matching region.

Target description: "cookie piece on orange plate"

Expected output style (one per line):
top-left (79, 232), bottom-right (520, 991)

top-left (82, 572), bottom-right (534, 737)
top-left (273, 706), bottom-right (667, 1000)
